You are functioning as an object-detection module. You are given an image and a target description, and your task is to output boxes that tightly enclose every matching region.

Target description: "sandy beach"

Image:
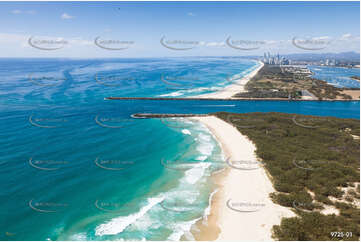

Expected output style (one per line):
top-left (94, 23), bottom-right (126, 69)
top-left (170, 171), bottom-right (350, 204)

top-left (193, 61), bottom-right (264, 99)
top-left (191, 116), bottom-right (294, 241)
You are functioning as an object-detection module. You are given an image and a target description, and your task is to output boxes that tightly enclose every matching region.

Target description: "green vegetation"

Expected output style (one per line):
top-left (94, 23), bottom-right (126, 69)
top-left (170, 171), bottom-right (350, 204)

top-left (309, 79), bottom-right (353, 100)
top-left (234, 64), bottom-right (304, 99)
top-left (215, 112), bottom-right (360, 241)
top-left (235, 64), bottom-right (356, 100)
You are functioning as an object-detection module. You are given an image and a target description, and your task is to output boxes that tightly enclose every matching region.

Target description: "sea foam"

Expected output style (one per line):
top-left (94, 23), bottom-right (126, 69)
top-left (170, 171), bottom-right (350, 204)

top-left (95, 196), bottom-right (164, 236)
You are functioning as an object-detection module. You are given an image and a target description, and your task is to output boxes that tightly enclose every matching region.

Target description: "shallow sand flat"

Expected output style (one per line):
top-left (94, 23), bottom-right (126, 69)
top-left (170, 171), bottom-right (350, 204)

top-left (193, 61), bottom-right (264, 99)
top-left (191, 116), bottom-right (294, 241)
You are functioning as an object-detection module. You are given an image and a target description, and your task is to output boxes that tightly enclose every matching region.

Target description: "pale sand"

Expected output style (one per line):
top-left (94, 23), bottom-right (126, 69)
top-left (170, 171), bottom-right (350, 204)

top-left (340, 90), bottom-right (360, 100)
top-left (191, 116), bottom-right (294, 241)
top-left (193, 61), bottom-right (264, 99)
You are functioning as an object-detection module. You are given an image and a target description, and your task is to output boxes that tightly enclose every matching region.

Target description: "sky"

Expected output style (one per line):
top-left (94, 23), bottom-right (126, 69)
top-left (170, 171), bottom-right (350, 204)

top-left (0, 1), bottom-right (359, 58)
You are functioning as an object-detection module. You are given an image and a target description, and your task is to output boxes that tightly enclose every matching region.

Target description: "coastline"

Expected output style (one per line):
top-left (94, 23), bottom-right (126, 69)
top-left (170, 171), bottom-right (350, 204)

top-left (192, 61), bottom-right (264, 99)
top-left (107, 96), bottom-right (360, 101)
top-left (190, 116), bottom-right (294, 240)
top-left (107, 59), bottom-right (359, 101)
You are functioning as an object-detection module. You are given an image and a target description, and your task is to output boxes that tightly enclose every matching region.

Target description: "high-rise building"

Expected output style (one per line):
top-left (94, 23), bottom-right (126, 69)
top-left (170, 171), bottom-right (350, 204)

top-left (262, 52), bottom-right (289, 66)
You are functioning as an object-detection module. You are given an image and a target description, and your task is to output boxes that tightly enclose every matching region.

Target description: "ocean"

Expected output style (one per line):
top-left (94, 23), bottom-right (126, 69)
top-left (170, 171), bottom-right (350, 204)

top-left (309, 65), bottom-right (360, 88)
top-left (0, 58), bottom-right (359, 241)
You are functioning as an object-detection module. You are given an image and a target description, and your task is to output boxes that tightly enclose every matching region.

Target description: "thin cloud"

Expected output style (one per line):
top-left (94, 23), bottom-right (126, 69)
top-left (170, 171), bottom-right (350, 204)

top-left (11, 10), bottom-right (35, 15)
top-left (187, 12), bottom-right (196, 17)
top-left (70, 37), bottom-right (93, 46)
top-left (264, 40), bottom-right (279, 45)
top-left (61, 13), bottom-right (74, 20)
top-left (339, 33), bottom-right (359, 41)
top-left (312, 36), bottom-right (330, 41)
top-left (206, 41), bottom-right (225, 47)
top-left (341, 33), bottom-right (352, 40)
top-left (11, 10), bottom-right (22, 14)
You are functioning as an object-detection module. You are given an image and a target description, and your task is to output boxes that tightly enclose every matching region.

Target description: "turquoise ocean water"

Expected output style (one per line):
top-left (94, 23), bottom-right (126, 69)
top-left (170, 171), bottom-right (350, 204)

top-left (0, 58), bottom-right (359, 241)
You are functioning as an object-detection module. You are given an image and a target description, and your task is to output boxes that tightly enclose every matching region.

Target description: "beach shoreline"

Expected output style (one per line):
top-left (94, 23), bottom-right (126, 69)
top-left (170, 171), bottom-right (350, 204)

top-left (192, 61), bottom-right (264, 99)
top-left (190, 115), bottom-right (294, 241)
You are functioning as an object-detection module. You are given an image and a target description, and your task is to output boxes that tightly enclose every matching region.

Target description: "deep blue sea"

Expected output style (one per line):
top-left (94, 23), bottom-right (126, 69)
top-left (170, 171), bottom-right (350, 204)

top-left (0, 58), bottom-right (359, 241)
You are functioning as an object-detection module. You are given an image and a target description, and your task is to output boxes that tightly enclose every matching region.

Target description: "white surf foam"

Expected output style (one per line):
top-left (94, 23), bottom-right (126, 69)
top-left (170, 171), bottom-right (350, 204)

top-left (159, 91), bottom-right (183, 97)
top-left (182, 162), bottom-right (211, 185)
top-left (167, 218), bottom-right (200, 241)
top-left (95, 196), bottom-right (164, 236)
top-left (203, 188), bottom-right (219, 224)
top-left (68, 232), bottom-right (87, 241)
top-left (159, 86), bottom-right (221, 97)
top-left (196, 133), bottom-right (214, 159)
top-left (181, 129), bottom-right (191, 135)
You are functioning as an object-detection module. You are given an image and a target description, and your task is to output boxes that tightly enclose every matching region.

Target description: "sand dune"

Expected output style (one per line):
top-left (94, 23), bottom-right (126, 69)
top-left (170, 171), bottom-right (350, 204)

top-left (191, 116), bottom-right (294, 241)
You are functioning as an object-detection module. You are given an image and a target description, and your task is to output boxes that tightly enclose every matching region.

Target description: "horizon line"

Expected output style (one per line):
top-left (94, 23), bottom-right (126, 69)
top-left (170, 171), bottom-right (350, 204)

top-left (0, 52), bottom-right (359, 60)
